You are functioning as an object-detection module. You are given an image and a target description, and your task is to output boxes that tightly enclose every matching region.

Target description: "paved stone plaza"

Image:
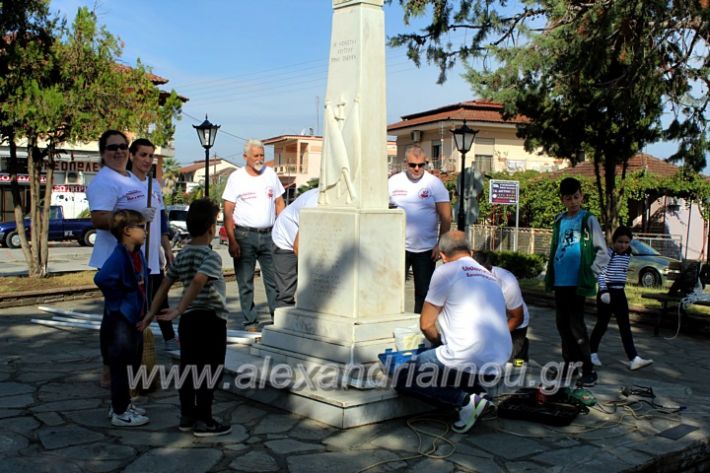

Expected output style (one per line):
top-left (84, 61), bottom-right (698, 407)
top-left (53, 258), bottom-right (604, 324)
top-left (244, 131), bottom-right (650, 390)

top-left (1, 278), bottom-right (709, 473)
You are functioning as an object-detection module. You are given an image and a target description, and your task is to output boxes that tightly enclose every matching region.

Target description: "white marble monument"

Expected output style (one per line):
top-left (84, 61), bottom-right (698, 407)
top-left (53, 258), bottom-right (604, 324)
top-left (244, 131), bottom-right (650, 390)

top-left (226, 0), bottom-right (426, 428)
top-left (256, 0), bottom-right (417, 365)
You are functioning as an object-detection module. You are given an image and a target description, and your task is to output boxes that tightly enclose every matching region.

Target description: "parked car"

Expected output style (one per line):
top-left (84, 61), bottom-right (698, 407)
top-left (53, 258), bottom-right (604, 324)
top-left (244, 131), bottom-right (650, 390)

top-left (0, 205), bottom-right (95, 248)
top-left (628, 239), bottom-right (680, 287)
top-left (166, 204), bottom-right (189, 232)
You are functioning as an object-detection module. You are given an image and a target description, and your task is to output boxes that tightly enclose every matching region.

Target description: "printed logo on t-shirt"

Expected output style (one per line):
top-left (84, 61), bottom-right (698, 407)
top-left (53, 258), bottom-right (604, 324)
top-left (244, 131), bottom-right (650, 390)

top-left (418, 188), bottom-right (431, 199)
top-left (125, 190), bottom-right (144, 201)
top-left (266, 186), bottom-right (274, 198)
top-left (461, 265), bottom-right (496, 280)
top-left (391, 189), bottom-right (408, 197)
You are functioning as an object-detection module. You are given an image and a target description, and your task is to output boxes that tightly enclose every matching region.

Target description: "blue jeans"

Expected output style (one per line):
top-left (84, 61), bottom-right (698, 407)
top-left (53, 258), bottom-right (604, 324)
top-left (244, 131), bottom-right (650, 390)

top-left (406, 250), bottom-right (436, 314)
top-left (395, 348), bottom-right (484, 408)
top-left (234, 228), bottom-right (277, 328)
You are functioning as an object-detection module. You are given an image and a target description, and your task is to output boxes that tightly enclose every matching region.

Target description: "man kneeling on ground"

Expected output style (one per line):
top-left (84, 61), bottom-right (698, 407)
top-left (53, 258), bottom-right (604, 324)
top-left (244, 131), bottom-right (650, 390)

top-left (395, 230), bottom-right (511, 433)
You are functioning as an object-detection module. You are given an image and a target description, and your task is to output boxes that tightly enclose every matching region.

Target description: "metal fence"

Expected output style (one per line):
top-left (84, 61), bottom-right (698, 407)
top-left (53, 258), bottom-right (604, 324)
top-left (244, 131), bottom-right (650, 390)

top-left (468, 225), bottom-right (684, 259)
top-left (634, 233), bottom-right (683, 260)
top-left (468, 225), bottom-right (552, 256)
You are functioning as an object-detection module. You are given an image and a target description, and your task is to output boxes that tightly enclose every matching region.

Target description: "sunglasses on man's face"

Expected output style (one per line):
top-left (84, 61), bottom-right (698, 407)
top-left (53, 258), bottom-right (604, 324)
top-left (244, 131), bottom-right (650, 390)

top-left (407, 162), bottom-right (427, 169)
top-left (105, 143), bottom-right (128, 152)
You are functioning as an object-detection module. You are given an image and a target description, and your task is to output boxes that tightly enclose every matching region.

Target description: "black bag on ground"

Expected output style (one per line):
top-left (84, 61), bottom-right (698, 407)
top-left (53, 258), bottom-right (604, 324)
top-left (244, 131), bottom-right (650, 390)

top-left (497, 387), bottom-right (581, 426)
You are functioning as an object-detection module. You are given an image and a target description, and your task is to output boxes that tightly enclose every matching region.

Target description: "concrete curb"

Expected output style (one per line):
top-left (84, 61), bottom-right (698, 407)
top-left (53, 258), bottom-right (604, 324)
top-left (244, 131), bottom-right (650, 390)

top-left (0, 271), bottom-right (238, 308)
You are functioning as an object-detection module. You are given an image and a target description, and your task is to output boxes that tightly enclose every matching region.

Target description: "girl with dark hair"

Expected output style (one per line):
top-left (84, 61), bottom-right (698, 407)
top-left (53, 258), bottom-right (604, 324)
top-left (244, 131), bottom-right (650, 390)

top-left (590, 226), bottom-right (653, 371)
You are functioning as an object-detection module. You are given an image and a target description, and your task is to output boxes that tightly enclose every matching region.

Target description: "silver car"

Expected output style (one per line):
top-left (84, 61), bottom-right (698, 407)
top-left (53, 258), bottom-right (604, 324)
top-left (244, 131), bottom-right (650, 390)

top-left (628, 240), bottom-right (680, 287)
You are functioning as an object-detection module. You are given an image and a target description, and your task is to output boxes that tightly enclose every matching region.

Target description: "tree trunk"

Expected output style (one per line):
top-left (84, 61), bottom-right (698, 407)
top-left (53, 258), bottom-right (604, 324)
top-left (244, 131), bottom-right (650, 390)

top-left (39, 146), bottom-right (54, 277)
top-left (8, 136), bottom-right (33, 266)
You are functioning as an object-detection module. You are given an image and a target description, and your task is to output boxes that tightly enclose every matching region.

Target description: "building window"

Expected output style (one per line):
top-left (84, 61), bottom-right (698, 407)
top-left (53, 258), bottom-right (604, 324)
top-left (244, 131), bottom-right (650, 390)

top-left (431, 143), bottom-right (442, 170)
top-left (475, 155), bottom-right (493, 174)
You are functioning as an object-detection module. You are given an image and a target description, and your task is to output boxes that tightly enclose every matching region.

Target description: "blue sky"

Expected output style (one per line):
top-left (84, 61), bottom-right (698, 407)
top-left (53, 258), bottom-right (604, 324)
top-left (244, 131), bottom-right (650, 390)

top-left (50, 0), bottom-right (686, 169)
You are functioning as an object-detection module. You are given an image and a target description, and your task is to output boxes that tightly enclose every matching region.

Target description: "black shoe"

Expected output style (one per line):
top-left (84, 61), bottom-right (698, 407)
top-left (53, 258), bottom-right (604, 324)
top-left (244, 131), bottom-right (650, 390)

top-left (578, 371), bottom-right (598, 387)
top-left (193, 420), bottom-right (231, 437)
top-left (178, 416), bottom-right (195, 432)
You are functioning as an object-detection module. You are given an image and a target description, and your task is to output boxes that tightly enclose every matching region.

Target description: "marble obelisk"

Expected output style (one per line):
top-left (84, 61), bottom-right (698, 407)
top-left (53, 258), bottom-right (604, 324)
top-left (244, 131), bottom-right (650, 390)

top-left (255, 0), bottom-right (418, 366)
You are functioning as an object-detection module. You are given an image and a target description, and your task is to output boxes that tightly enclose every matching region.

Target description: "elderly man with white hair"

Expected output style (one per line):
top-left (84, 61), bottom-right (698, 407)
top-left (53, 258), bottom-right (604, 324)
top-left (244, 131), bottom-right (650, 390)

top-left (222, 139), bottom-right (285, 332)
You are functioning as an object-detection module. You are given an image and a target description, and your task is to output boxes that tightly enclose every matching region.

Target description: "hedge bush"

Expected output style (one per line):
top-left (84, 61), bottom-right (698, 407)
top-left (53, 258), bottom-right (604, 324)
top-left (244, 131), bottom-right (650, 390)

top-left (490, 251), bottom-right (546, 279)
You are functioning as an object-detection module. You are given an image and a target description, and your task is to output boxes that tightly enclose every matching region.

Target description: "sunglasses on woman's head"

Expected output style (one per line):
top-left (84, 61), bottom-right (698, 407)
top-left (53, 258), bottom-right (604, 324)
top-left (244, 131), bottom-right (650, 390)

top-left (105, 143), bottom-right (128, 151)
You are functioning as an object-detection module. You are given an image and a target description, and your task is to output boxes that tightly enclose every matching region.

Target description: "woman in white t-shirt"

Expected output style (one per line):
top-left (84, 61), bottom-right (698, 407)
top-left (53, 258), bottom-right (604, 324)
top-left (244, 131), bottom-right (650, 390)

top-left (87, 131), bottom-right (155, 269)
top-left (87, 130), bottom-right (154, 388)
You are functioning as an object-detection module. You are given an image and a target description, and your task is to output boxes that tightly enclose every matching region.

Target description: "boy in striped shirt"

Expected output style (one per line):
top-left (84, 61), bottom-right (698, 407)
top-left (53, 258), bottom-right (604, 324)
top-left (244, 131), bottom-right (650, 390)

top-left (590, 226), bottom-right (653, 371)
top-left (142, 198), bottom-right (232, 437)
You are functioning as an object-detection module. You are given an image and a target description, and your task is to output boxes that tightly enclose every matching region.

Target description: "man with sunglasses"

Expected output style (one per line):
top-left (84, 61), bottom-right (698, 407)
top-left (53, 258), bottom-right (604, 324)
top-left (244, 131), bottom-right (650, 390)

top-left (388, 145), bottom-right (451, 313)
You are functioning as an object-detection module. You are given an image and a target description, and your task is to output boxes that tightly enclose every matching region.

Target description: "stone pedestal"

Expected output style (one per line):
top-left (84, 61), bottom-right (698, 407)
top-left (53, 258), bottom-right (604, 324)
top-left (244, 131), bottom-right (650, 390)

top-left (254, 208), bottom-right (418, 365)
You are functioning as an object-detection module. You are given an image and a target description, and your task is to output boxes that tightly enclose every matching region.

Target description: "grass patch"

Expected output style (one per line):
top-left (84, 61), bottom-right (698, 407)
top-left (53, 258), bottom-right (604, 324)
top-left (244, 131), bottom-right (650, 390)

top-left (0, 271), bottom-right (96, 295)
top-left (519, 278), bottom-right (710, 316)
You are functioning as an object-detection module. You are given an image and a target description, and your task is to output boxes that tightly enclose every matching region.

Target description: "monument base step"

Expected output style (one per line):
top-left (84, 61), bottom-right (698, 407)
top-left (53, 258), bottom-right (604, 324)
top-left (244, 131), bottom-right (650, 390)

top-left (222, 345), bottom-right (433, 429)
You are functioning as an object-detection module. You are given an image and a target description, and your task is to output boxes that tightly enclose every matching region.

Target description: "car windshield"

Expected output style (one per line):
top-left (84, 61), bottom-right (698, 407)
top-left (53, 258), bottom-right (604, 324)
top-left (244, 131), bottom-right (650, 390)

top-left (168, 210), bottom-right (188, 221)
top-left (631, 239), bottom-right (661, 256)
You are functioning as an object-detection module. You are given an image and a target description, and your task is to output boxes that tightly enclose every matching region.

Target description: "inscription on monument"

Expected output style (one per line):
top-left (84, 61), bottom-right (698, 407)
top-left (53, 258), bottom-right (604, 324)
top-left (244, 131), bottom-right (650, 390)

top-left (331, 39), bottom-right (358, 63)
top-left (308, 225), bottom-right (349, 300)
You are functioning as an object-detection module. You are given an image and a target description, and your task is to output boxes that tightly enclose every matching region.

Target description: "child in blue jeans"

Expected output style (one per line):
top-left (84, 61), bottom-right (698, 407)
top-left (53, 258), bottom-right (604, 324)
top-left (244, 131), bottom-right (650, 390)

top-left (94, 209), bottom-right (150, 427)
top-left (590, 226), bottom-right (653, 371)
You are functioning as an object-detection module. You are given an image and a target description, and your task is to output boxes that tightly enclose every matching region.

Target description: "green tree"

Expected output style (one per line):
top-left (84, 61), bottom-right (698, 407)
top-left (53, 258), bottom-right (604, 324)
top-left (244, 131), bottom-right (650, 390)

top-left (0, 5), bottom-right (182, 276)
top-left (161, 156), bottom-right (181, 204)
top-left (390, 0), bottom-right (709, 236)
top-left (297, 177), bottom-right (319, 194)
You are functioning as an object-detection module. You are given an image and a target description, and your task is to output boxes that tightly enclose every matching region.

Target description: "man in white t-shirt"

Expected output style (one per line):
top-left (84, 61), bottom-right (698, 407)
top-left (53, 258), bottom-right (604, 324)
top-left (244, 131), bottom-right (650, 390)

top-left (271, 188), bottom-right (319, 308)
top-left (388, 145), bottom-right (451, 313)
top-left (474, 251), bottom-right (531, 362)
top-left (222, 139), bottom-right (285, 331)
top-left (396, 230), bottom-right (511, 434)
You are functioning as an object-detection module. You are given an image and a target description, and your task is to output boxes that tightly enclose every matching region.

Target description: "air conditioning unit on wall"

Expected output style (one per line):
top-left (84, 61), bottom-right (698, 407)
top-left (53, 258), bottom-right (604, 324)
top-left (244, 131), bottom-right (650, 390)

top-left (410, 130), bottom-right (422, 142)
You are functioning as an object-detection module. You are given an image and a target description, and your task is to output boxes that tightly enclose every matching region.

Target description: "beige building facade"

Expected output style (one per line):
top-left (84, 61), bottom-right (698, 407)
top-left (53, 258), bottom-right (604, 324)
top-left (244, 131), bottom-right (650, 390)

top-left (263, 134), bottom-right (397, 190)
top-left (387, 100), bottom-right (565, 175)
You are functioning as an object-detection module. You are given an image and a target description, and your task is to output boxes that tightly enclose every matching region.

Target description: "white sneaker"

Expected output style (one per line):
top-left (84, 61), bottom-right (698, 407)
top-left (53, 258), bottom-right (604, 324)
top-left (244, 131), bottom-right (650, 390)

top-left (629, 356), bottom-right (653, 371)
top-left (111, 410), bottom-right (149, 427)
top-left (108, 402), bottom-right (146, 419)
top-left (590, 353), bottom-right (602, 367)
top-left (452, 394), bottom-right (490, 433)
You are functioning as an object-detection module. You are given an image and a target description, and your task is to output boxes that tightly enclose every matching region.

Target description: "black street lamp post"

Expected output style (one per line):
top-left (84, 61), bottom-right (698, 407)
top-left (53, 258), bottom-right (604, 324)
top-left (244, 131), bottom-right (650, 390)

top-left (193, 115), bottom-right (220, 198)
top-left (451, 120), bottom-right (478, 231)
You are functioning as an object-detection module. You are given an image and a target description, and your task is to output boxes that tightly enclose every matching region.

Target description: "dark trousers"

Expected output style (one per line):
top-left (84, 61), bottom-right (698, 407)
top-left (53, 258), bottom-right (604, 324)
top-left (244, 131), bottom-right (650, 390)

top-left (590, 289), bottom-right (638, 361)
top-left (150, 273), bottom-right (176, 341)
top-left (178, 309), bottom-right (227, 423)
top-left (554, 287), bottom-right (593, 376)
top-left (395, 348), bottom-right (485, 409)
top-left (510, 326), bottom-right (529, 362)
top-left (100, 310), bottom-right (143, 415)
top-left (234, 228), bottom-right (278, 327)
top-left (272, 245), bottom-right (298, 308)
top-left (406, 250), bottom-right (436, 314)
